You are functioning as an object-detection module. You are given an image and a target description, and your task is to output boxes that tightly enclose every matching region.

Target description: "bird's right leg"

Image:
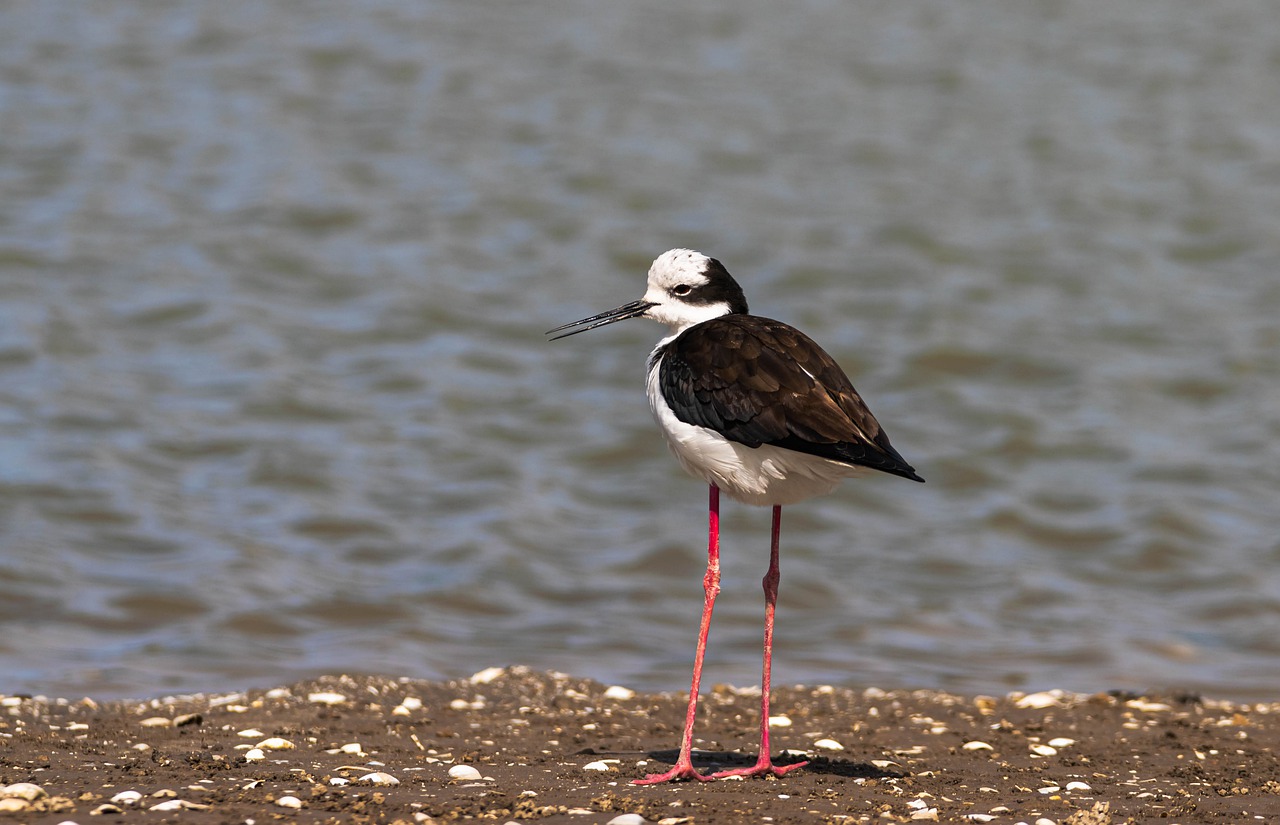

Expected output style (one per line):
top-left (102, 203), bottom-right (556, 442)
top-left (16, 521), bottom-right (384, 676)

top-left (632, 485), bottom-right (722, 784)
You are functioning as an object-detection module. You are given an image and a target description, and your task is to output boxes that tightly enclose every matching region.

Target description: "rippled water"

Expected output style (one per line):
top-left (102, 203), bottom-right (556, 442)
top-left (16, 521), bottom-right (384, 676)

top-left (2, 2), bottom-right (1279, 701)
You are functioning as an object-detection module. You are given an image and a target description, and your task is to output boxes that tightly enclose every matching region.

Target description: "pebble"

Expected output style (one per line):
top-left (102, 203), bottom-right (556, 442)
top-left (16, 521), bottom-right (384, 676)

top-left (256, 737), bottom-right (295, 750)
top-left (359, 772), bottom-right (400, 786)
top-left (470, 666), bottom-right (506, 684)
top-left (1030, 744), bottom-right (1058, 757)
top-left (962, 816), bottom-right (995, 823)
top-left (582, 760), bottom-right (614, 771)
top-left (0, 783), bottom-right (46, 801)
top-left (275, 795), bottom-right (303, 809)
top-left (1014, 691), bottom-right (1061, 709)
top-left (767, 715), bottom-right (792, 728)
top-left (813, 738), bottom-right (843, 751)
top-left (340, 742), bottom-right (366, 756)
top-left (1065, 781), bottom-right (1092, 791)
top-left (604, 685), bottom-right (636, 700)
top-left (149, 799), bottom-right (210, 812)
top-left (0, 800), bottom-right (29, 813)
top-left (448, 764), bottom-right (483, 781)
top-left (308, 691), bottom-right (347, 705)
top-left (237, 728), bottom-right (266, 738)
top-left (93, 803), bottom-right (124, 814)
top-left (606, 815), bottom-right (647, 825)
top-left (1048, 737), bottom-right (1076, 748)
top-left (962, 741), bottom-right (994, 751)
top-left (139, 716), bottom-right (172, 727)
top-left (243, 748), bottom-right (266, 761)
top-left (329, 777), bottom-right (349, 786)
top-left (110, 790), bottom-right (143, 805)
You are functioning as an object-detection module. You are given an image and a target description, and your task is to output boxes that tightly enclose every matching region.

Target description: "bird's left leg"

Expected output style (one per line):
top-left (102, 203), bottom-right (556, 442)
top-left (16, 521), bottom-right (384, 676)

top-left (712, 505), bottom-right (808, 779)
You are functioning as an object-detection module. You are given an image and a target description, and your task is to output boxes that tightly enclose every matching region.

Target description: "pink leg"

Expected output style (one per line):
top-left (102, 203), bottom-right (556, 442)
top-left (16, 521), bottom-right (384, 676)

top-left (712, 505), bottom-right (808, 779)
top-left (633, 485), bottom-right (722, 784)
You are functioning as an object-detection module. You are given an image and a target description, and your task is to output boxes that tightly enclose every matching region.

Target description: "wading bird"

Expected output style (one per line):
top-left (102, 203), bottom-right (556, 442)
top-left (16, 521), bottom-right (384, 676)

top-left (548, 249), bottom-right (923, 784)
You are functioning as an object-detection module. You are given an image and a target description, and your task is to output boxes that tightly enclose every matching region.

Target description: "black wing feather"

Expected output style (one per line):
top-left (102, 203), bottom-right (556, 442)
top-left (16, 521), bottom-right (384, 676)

top-left (658, 315), bottom-right (924, 482)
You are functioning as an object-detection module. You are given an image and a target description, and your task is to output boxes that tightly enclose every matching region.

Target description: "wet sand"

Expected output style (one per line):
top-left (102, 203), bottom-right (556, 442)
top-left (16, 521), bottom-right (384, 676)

top-left (2, 667), bottom-right (1279, 824)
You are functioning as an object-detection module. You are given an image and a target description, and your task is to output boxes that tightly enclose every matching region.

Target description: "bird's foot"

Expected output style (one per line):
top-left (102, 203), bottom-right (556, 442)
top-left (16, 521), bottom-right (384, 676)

top-left (631, 760), bottom-right (714, 785)
top-left (711, 757), bottom-right (808, 779)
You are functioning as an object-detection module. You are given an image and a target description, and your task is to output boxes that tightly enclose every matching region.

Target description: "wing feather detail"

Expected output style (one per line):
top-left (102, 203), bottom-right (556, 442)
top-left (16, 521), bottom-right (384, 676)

top-left (657, 315), bottom-right (923, 482)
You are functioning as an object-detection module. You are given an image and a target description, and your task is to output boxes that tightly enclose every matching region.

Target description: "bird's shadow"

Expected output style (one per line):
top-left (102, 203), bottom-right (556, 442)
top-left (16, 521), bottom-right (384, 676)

top-left (644, 749), bottom-right (902, 780)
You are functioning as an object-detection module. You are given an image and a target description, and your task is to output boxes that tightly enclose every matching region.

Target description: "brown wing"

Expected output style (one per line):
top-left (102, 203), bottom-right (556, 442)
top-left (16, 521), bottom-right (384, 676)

top-left (657, 315), bottom-right (923, 482)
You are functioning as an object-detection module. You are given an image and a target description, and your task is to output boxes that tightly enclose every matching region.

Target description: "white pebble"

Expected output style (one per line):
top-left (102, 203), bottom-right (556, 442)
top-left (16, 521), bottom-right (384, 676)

top-left (256, 737), bottom-right (295, 750)
top-left (962, 816), bottom-right (996, 823)
top-left (962, 741), bottom-right (994, 751)
top-left (813, 738), bottom-right (843, 751)
top-left (1048, 737), bottom-right (1076, 748)
top-left (1038, 785), bottom-right (1061, 794)
top-left (359, 772), bottom-right (400, 786)
top-left (139, 717), bottom-right (172, 727)
top-left (275, 795), bottom-right (303, 809)
top-left (448, 764), bottom-right (483, 781)
top-left (400, 696), bottom-right (424, 710)
top-left (1065, 781), bottom-right (1092, 791)
top-left (1035, 819), bottom-right (1057, 825)
top-left (1030, 744), bottom-right (1058, 756)
top-left (308, 691), bottom-right (347, 705)
top-left (909, 808), bottom-right (939, 821)
top-left (237, 728), bottom-right (266, 738)
top-left (607, 815), bottom-right (647, 825)
top-left (0, 783), bottom-right (46, 801)
top-left (111, 790), bottom-right (143, 805)
top-left (0, 800), bottom-right (28, 814)
top-left (582, 760), bottom-right (613, 771)
top-left (470, 666), bottom-right (505, 684)
top-left (243, 748), bottom-right (266, 761)
top-left (604, 685), bottom-right (636, 700)
top-left (329, 777), bottom-right (349, 786)
top-left (340, 742), bottom-right (365, 755)
top-left (767, 715), bottom-right (792, 728)
top-left (1015, 692), bottom-right (1060, 709)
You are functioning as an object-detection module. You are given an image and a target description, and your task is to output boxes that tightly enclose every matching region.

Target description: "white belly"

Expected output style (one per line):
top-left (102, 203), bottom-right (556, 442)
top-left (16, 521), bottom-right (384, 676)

top-left (645, 360), bottom-right (867, 506)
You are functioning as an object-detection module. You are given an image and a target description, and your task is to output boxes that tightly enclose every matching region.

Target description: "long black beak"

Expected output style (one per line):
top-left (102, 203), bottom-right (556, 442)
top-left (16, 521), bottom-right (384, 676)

top-left (546, 300), bottom-right (655, 340)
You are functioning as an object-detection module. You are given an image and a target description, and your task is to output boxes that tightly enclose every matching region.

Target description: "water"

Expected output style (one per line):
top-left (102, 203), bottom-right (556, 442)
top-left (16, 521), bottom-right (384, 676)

top-left (2, 1), bottom-right (1279, 701)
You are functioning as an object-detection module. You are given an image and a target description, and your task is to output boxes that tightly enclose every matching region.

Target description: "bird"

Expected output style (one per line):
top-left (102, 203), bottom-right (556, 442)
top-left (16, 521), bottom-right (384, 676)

top-left (547, 248), bottom-right (923, 784)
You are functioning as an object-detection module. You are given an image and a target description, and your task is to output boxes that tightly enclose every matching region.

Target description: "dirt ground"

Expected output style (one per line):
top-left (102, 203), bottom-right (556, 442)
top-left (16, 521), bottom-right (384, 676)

top-left (2, 666), bottom-right (1279, 824)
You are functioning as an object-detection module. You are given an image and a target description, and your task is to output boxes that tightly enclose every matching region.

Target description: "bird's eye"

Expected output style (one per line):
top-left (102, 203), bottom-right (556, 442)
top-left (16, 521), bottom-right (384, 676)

top-left (671, 284), bottom-right (692, 296)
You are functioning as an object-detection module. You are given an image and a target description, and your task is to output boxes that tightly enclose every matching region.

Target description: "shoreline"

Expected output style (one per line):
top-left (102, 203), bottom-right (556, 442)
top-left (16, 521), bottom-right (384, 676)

top-left (2, 666), bottom-right (1278, 823)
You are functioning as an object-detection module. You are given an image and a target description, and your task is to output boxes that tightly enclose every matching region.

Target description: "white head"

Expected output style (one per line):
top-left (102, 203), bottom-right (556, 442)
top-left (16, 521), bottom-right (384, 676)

top-left (547, 248), bottom-right (748, 340)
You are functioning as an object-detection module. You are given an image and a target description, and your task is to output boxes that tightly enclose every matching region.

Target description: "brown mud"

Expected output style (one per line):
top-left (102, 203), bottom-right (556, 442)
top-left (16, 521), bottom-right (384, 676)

top-left (2, 667), bottom-right (1279, 824)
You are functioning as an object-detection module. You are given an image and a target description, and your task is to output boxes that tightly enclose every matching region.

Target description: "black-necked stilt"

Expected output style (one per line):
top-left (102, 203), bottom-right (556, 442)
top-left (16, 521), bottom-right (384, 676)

top-left (548, 249), bottom-right (923, 784)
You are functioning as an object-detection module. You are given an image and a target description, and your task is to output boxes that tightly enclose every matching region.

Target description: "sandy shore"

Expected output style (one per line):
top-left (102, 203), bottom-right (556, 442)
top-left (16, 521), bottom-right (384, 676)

top-left (2, 667), bottom-right (1279, 824)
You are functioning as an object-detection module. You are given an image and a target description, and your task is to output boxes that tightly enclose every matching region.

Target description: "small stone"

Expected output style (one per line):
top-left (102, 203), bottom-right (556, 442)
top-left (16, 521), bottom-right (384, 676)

top-left (149, 799), bottom-right (210, 812)
top-left (1038, 785), bottom-right (1061, 794)
top-left (139, 716), bottom-right (172, 727)
top-left (0, 783), bottom-right (46, 801)
top-left (813, 738), bottom-right (844, 751)
top-left (110, 790), bottom-right (143, 805)
top-left (0, 799), bottom-right (28, 813)
top-left (607, 815), bottom-right (647, 825)
top-left (470, 666), bottom-right (505, 684)
top-left (329, 777), bottom-right (349, 786)
top-left (275, 795), bottom-right (303, 809)
top-left (1015, 692), bottom-right (1061, 709)
top-left (962, 741), bottom-right (994, 751)
top-left (1034, 819), bottom-right (1056, 825)
top-left (604, 685), bottom-right (636, 701)
top-left (1048, 737), bottom-right (1076, 748)
top-left (582, 760), bottom-right (613, 771)
top-left (400, 696), bottom-right (424, 710)
top-left (1030, 744), bottom-right (1058, 756)
top-left (909, 808), bottom-right (939, 821)
top-left (448, 764), bottom-right (483, 781)
top-left (243, 748), bottom-right (266, 761)
top-left (340, 742), bottom-right (365, 755)
top-left (308, 691), bottom-right (347, 705)
top-left (256, 737), bottom-right (295, 750)
top-left (1065, 781), bottom-right (1092, 791)
top-left (92, 802), bottom-right (125, 814)
top-left (768, 715), bottom-right (792, 728)
top-left (237, 728), bottom-right (266, 738)
top-left (359, 772), bottom-right (400, 786)
top-left (962, 816), bottom-right (995, 823)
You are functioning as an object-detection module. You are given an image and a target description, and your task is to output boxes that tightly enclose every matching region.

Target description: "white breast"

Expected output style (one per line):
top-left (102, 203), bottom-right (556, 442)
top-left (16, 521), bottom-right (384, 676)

top-left (644, 349), bottom-right (868, 507)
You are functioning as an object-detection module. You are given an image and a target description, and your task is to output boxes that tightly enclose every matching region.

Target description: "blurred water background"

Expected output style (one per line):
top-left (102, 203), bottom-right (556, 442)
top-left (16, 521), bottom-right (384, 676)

top-left (2, 1), bottom-right (1279, 702)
